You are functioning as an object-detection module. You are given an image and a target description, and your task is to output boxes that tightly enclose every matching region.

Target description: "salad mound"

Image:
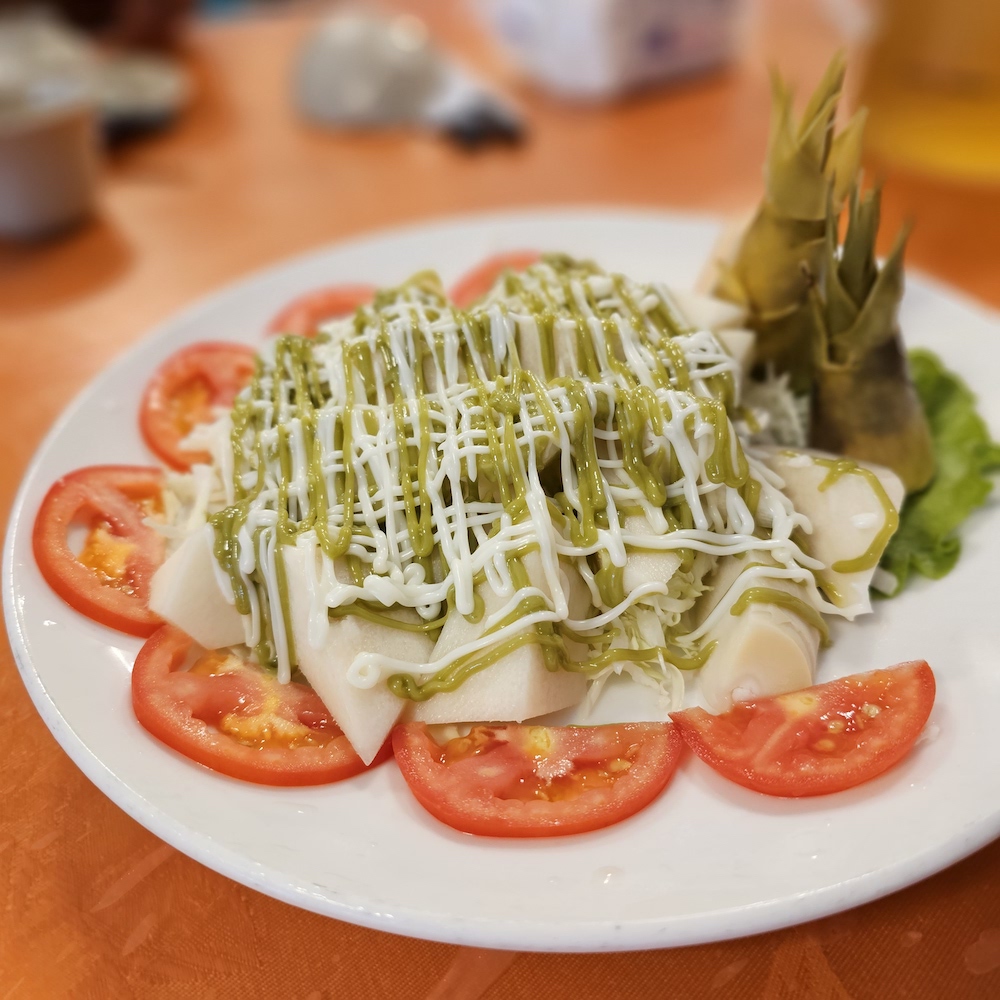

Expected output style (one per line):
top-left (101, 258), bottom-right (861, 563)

top-left (150, 254), bottom-right (902, 764)
top-left (32, 56), bottom-right (996, 832)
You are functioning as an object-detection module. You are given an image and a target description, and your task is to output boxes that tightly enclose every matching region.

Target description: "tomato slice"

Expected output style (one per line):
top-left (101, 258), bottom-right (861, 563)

top-left (132, 626), bottom-right (381, 785)
top-left (139, 341), bottom-right (257, 471)
top-left (33, 465), bottom-right (166, 637)
top-left (670, 661), bottom-right (936, 797)
top-left (266, 284), bottom-right (376, 337)
top-left (392, 721), bottom-right (683, 837)
top-left (448, 251), bottom-right (541, 308)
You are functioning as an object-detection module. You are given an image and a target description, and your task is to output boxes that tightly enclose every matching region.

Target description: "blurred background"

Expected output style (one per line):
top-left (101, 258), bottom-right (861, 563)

top-left (0, 0), bottom-right (997, 276)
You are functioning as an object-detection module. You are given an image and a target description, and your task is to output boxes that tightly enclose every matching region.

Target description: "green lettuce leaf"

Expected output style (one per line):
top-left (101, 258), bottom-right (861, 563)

top-left (880, 348), bottom-right (1000, 594)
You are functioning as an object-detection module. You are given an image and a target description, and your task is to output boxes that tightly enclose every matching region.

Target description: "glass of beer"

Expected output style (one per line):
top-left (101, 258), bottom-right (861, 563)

top-left (851, 0), bottom-right (1000, 184)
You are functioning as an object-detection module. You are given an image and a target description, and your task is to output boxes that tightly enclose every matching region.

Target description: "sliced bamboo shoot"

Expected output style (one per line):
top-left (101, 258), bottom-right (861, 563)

top-left (408, 550), bottom-right (586, 724)
top-left (282, 544), bottom-right (435, 765)
top-left (693, 554), bottom-right (820, 713)
top-left (149, 524), bottom-right (245, 650)
top-left (760, 447), bottom-right (904, 618)
top-left (669, 288), bottom-right (748, 331)
top-left (623, 514), bottom-right (683, 596)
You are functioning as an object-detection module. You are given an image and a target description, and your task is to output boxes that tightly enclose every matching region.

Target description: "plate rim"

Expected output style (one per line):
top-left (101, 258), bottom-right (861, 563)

top-left (6, 205), bottom-right (1000, 953)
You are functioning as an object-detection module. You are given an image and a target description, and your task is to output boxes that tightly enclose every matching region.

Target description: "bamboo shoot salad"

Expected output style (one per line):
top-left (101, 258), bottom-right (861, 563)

top-left (33, 61), bottom-right (997, 836)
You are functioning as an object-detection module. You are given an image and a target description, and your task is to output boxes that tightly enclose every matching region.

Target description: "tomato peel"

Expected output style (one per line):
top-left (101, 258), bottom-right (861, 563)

top-left (448, 251), bottom-right (541, 308)
top-left (140, 341), bottom-right (257, 470)
top-left (670, 661), bottom-right (936, 797)
top-left (132, 626), bottom-right (382, 786)
top-left (392, 721), bottom-right (683, 837)
top-left (33, 465), bottom-right (166, 637)
top-left (266, 284), bottom-right (376, 337)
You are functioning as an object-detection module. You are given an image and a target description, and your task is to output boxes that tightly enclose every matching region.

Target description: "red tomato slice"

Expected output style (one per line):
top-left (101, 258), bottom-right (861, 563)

top-left (266, 284), bottom-right (376, 337)
top-left (392, 721), bottom-right (683, 837)
top-left (140, 341), bottom-right (256, 471)
top-left (132, 626), bottom-right (381, 786)
top-left (670, 661), bottom-right (936, 797)
top-left (33, 465), bottom-right (166, 637)
top-left (449, 251), bottom-right (541, 308)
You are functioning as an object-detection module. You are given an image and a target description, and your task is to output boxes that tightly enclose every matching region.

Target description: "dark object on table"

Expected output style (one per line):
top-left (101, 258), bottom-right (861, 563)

top-left (0, 9), bottom-right (192, 148)
top-left (0, 0), bottom-right (194, 48)
top-left (295, 12), bottom-right (524, 150)
top-left (423, 67), bottom-right (524, 150)
top-left (441, 103), bottom-right (522, 149)
top-left (97, 51), bottom-right (191, 145)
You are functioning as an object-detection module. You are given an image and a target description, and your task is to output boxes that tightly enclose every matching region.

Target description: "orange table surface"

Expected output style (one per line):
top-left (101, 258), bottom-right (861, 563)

top-left (3, 1), bottom-right (1000, 997)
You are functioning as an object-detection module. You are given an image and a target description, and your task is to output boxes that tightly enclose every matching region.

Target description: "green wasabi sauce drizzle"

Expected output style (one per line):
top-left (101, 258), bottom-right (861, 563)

top-left (209, 256), bottom-right (758, 699)
top-left (814, 457), bottom-right (899, 574)
top-left (328, 603), bottom-right (447, 633)
top-left (730, 586), bottom-right (831, 646)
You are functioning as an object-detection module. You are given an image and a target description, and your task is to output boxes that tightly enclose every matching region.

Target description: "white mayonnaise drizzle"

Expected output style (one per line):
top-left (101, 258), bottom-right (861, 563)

top-left (217, 262), bottom-right (830, 690)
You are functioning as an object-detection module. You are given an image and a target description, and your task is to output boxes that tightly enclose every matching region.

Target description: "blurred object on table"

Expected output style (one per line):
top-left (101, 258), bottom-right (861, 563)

top-left (0, 0), bottom-right (195, 49)
top-left (474, 0), bottom-right (747, 100)
top-left (0, 4), bottom-right (194, 239)
top-left (296, 10), bottom-right (523, 149)
top-left (849, 0), bottom-right (1000, 184)
top-left (107, 0), bottom-right (194, 49)
top-left (0, 11), bottom-right (99, 237)
top-left (297, 12), bottom-right (440, 126)
top-left (0, 6), bottom-right (192, 149)
top-left (97, 50), bottom-right (191, 144)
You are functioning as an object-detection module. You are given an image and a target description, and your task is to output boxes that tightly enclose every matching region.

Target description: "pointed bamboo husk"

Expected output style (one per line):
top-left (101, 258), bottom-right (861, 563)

top-left (712, 53), bottom-right (867, 390)
top-left (809, 186), bottom-right (935, 492)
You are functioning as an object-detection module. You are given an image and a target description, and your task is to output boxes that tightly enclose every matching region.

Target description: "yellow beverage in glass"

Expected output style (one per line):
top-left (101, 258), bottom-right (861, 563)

top-left (857, 0), bottom-right (1000, 183)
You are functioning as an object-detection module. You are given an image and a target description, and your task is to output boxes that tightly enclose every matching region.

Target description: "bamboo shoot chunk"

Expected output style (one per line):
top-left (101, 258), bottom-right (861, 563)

top-left (689, 552), bottom-right (750, 627)
top-left (149, 524), bottom-right (245, 650)
top-left (282, 545), bottom-right (435, 765)
top-left (408, 549), bottom-right (585, 724)
top-left (515, 314), bottom-right (546, 379)
top-left (700, 595), bottom-right (819, 714)
top-left (553, 316), bottom-right (582, 379)
top-left (669, 288), bottom-right (748, 331)
top-left (405, 657), bottom-right (586, 725)
top-left (511, 312), bottom-right (576, 381)
top-left (622, 515), bottom-right (683, 595)
top-left (760, 447), bottom-right (904, 618)
top-left (560, 557), bottom-right (593, 664)
top-left (692, 554), bottom-right (820, 713)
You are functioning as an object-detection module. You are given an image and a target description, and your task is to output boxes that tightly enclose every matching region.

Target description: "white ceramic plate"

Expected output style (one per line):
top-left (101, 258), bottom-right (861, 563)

top-left (6, 209), bottom-right (1000, 952)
